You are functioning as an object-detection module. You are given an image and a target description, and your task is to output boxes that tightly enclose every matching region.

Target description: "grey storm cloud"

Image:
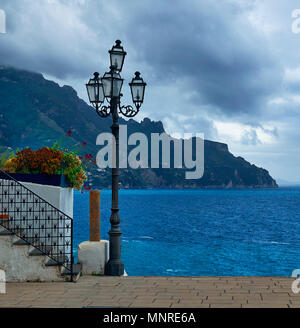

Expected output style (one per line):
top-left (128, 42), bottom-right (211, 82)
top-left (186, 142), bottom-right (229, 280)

top-left (1, 0), bottom-right (300, 181)
top-left (0, 0), bottom-right (283, 116)
top-left (0, 0), bottom-right (105, 79)
top-left (241, 129), bottom-right (261, 146)
top-left (121, 0), bottom-right (283, 116)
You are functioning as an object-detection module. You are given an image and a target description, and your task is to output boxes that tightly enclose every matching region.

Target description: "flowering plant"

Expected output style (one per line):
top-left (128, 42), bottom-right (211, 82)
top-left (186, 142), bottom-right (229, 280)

top-left (1, 130), bottom-right (97, 191)
top-left (3, 146), bottom-right (87, 191)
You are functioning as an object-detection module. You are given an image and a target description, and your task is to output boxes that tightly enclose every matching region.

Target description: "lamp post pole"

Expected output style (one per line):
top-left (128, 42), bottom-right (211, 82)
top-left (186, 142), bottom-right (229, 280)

top-left (86, 40), bottom-right (146, 276)
top-left (106, 94), bottom-right (124, 276)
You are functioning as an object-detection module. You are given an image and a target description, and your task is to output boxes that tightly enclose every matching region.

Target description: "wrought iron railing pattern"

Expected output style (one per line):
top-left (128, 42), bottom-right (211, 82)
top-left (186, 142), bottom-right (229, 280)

top-left (0, 170), bottom-right (73, 279)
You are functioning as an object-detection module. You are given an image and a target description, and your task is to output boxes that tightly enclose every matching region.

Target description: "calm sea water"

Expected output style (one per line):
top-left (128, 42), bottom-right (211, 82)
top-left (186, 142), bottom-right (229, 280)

top-left (74, 188), bottom-right (300, 276)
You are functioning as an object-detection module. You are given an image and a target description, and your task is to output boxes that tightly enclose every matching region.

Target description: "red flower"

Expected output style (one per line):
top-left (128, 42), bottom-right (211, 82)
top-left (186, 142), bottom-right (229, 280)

top-left (66, 130), bottom-right (72, 137)
top-left (84, 153), bottom-right (93, 160)
top-left (82, 142), bottom-right (87, 147)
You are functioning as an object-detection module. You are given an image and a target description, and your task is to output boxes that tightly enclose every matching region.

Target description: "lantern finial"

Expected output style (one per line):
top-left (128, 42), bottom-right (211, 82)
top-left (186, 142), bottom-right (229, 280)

top-left (109, 40), bottom-right (127, 72)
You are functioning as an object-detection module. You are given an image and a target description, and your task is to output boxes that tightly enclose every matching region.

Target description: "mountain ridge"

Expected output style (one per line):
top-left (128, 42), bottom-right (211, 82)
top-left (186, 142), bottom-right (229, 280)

top-left (0, 66), bottom-right (277, 189)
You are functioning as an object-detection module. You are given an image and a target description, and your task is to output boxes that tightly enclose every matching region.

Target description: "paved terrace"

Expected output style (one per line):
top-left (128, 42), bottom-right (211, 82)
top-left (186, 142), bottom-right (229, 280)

top-left (0, 276), bottom-right (298, 308)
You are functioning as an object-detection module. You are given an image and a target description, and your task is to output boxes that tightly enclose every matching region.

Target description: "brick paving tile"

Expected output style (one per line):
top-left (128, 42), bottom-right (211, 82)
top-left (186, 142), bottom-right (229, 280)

top-left (0, 276), bottom-right (296, 308)
top-left (210, 303), bottom-right (242, 308)
top-left (232, 294), bottom-right (262, 302)
top-left (242, 303), bottom-right (290, 308)
top-left (171, 303), bottom-right (210, 308)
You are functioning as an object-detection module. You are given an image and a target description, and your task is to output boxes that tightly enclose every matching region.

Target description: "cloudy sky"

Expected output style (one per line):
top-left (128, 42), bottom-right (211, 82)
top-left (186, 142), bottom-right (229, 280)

top-left (1, 0), bottom-right (300, 182)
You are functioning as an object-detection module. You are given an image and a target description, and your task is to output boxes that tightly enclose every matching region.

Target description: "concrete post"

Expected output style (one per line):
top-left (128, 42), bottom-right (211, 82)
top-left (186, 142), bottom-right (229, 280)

top-left (89, 190), bottom-right (100, 242)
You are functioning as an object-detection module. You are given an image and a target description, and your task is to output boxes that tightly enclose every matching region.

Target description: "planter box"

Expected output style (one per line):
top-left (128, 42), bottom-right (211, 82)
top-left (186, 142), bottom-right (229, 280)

top-left (2, 173), bottom-right (69, 188)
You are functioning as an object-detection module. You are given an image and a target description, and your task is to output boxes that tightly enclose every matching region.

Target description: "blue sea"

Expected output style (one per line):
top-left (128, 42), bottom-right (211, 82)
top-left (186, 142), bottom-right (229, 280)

top-left (74, 188), bottom-right (300, 276)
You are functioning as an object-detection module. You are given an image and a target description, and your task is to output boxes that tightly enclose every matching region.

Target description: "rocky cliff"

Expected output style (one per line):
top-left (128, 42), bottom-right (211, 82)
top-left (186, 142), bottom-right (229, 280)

top-left (0, 66), bottom-right (277, 188)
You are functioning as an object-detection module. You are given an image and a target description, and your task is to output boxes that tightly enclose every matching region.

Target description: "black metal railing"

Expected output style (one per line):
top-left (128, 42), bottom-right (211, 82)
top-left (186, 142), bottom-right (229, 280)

top-left (0, 170), bottom-right (73, 280)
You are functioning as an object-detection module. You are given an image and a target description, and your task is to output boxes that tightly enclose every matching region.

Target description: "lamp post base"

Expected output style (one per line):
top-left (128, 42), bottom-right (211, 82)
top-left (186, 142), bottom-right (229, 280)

top-left (105, 259), bottom-right (124, 276)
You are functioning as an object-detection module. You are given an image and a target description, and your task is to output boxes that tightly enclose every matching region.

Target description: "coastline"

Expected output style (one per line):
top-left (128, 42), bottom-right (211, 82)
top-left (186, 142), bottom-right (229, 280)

top-left (91, 185), bottom-right (280, 190)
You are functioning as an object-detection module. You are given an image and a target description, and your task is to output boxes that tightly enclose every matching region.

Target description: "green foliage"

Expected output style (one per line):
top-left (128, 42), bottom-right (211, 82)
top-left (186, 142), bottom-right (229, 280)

top-left (0, 148), bottom-right (15, 168)
top-left (50, 143), bottom-right (88, 191)
top-left (50, 132), bottom-right (96, 192)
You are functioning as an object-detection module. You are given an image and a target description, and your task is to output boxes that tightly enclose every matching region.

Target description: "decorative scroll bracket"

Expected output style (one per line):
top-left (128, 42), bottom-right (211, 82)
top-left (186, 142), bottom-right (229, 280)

top-left (119, 105), bottom-right (140, 118)
top-left (95, 105), bottom-right (111, 118)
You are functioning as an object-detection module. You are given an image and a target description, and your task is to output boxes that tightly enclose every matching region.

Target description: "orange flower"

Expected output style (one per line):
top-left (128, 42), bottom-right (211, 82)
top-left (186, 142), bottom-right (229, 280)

top-left (4, 146), bottom-right (87, 190)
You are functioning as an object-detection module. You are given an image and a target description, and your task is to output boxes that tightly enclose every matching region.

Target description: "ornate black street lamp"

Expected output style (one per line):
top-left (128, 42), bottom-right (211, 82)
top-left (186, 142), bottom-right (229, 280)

top-left (86, 40), bottom-right (146, 276)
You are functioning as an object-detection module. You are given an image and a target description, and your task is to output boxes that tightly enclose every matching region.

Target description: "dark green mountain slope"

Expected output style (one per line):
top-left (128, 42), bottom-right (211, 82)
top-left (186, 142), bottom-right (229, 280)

top-left (0, 66), bottom-right (277, 188)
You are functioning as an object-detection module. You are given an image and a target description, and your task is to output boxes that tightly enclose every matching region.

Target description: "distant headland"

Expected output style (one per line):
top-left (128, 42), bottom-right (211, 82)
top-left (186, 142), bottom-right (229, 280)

top-left (0, 66), bottom-right (277, 189)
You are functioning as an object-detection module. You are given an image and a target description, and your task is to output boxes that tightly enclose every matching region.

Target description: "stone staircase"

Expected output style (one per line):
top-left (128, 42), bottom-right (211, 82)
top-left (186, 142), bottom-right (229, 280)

top-left (0, 224), bottom-right (80, 281)
top-left (0, 170), bottom-right (81, 282)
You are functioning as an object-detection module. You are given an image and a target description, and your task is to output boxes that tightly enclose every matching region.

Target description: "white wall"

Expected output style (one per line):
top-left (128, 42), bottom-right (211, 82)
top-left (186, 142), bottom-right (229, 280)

top-left (22, 182), bottom-right (74, 218)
